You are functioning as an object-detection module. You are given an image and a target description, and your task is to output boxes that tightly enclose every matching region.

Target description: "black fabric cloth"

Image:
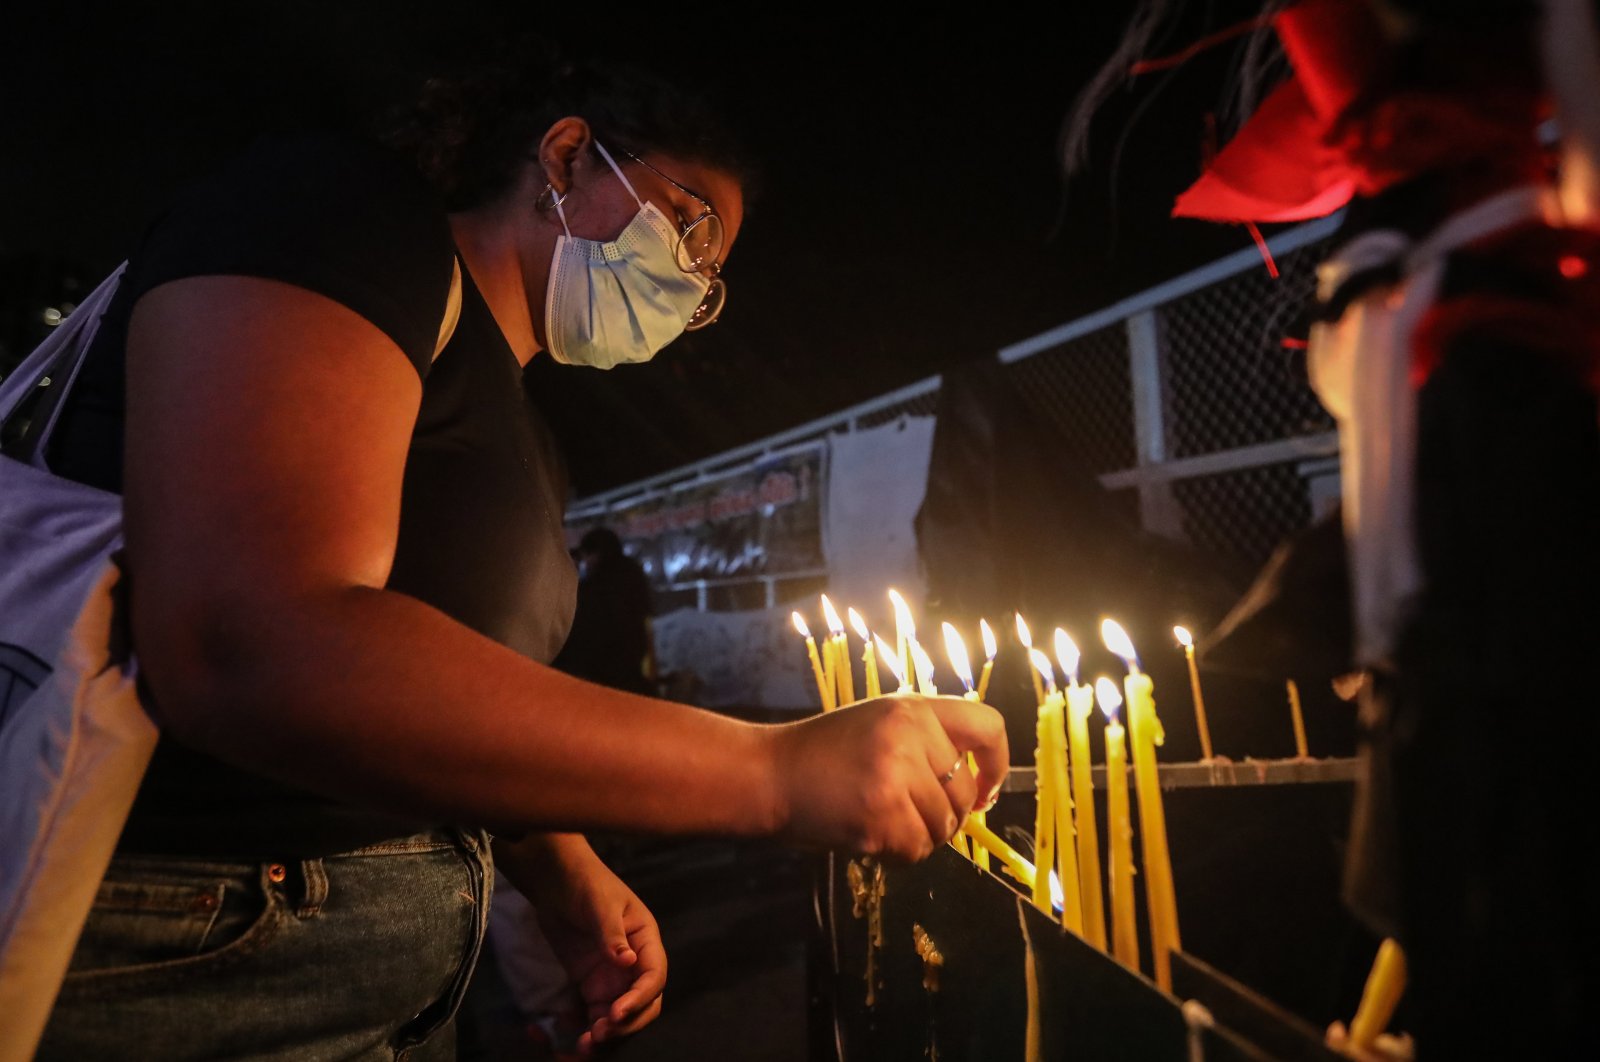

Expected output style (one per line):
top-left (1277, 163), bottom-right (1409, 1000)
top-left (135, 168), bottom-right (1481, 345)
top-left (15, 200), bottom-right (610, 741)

top-left (41, 134), bottom-right (578, 857)
top-left (552, 554), bottom-right (654, 696)
top-left (1391, 228), bottom-right (1600, 1057)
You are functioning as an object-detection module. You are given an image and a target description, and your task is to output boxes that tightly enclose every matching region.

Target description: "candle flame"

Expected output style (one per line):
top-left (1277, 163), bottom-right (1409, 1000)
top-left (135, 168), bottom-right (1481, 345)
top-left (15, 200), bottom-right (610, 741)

top-left (1049, 870), bottom-right (1065, 913)
top-left (980, 618), bottom-right (997, 660)
top-left (820, 594), bottom-right (844, 635)
top-left (909, 638), bottom-right (937, 694)
top-left (889, 588), bottom-right (916, 644)
top-left (1028, 647), bottom-right (1057, 692)
top-left (1100, 618), bottom-right (1139, 668)
top-left (875, 634), bottom-right (907, 687)
top-left (1015, 612), bottom-right (1034, 649)
top-left (1095, 676), bottom-right (1123, 720)
top-left (791, 611), bottom-right (812, 639)
top-left (1053, 628), bottom-right (1080, 686)
top-left (942, 622), bottom-right (974, 691)
top-left (1173, 625), bottom-right (1194, 648)
top-left (848, 607), bottom-right (871, 642)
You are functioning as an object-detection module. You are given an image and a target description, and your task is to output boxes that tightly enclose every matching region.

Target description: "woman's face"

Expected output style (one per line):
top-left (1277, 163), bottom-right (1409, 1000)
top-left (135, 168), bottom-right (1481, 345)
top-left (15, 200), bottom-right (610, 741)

top-left (527, 143), bottom-right (744, 354)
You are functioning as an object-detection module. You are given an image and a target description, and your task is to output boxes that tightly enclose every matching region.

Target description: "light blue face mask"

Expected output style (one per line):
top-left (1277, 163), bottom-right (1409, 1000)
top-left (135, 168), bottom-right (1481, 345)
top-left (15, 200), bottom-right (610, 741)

top-left (543, 142), bottom-right (711, 370)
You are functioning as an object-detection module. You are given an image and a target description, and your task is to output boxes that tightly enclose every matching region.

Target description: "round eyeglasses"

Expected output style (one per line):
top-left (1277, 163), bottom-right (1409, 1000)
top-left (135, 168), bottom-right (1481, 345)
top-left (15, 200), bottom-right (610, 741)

top-left (621, 150), bottom-right (727, 330)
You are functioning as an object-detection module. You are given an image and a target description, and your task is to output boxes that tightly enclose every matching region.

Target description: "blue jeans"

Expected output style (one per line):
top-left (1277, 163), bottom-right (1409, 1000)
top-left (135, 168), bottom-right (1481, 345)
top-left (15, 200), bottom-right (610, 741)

top-left (37, 829), bottom-right (493, 1061)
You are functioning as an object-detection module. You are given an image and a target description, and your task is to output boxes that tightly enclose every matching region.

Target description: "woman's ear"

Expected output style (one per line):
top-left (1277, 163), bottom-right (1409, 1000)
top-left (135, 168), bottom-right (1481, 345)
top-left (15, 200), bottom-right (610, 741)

top-left (537, 116), bottom-right (593, 198)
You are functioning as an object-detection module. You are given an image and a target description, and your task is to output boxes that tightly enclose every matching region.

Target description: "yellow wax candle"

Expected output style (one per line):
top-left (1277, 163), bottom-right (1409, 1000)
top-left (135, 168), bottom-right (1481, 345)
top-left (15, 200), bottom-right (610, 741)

top-left (874, 634), bottom-right (913, 695)
top-left (962, 818), bottom-right (1035, 891)
top-left (792, 613), bottom-right (835, 711)
top-left (850, 609), bottom-right (881, 700)
top-left (1016, 614), bottom-right (1046, 705)
top-left (888, 589), bottom-right (914, 689)
top-left (820, 636), bottom-right (839, 711)
top-left (1287, 679), bottom-right (1309, 760)
top-left (821, 596), bottom-right (853, 706)
top-left (1046, 691), bottom-right (1085, 935)
top-left (1173, 626), bottom-right (1214, 761)
top-left (835, 633), bottom-right (856, 704)
top-left (1031, 698), bottom-right (1057, 917)
top-left (941, 623), bottom-right (987, 869)
top-left (1066, 681), bottom-right (1107, 951)
top-left (1097, 678), bottom-right (1139, 970)
top-left (1348, 938), bottom-right (1407, 1050)
top-left (1103, 620), bottom-right (1181, 991)
top-left (909, 638), bottom-right (938, 696)
top-left (1055, 630), bottom-right (1106, 949)
top-left (1127, 670), bottom-right (1180, 991)
top-left (976, 618), bottom-right (997, 702)
top-left (1026, 649), bottom-right (1059, 917)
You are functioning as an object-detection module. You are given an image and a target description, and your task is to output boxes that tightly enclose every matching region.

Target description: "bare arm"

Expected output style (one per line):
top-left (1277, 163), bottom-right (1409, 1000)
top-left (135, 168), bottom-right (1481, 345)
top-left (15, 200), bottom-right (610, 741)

top-left (123, 277), bottom-right (1005, 851)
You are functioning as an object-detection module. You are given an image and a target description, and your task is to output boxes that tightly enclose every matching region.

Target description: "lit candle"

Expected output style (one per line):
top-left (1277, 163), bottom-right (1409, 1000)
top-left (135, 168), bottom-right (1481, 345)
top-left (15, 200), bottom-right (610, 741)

top-left (1016, 613), bottom-right (1046, 705)
top-left (888, 589), bottom-right (915, 687)
top-left (1027, 649), bottom-right (1060, 919)
top-left (976, 618), bottom-right (997, 702)
top-left (961, 818), bottom-right (1036, 891)
top-left (874, 634), bottom-right (913, 695)
top-left (1173, 626), bottom-right (1214, 762)
top-left (1348, 938), bottom-right (1407, 1050)
top-left (1047, 631), bottom-right (1085, 936)
top-left (1096, 677), bottom-right (1139, 970)
top-left (909, 638), bottom-right (938, 697)
top-left (822, 595), bottom-right (854, 706)
top-left (850, 608), bottom-right (880, 700)
top-left (1058, 631), bottom-right (1107, 952)
top-left (1102, 618), bottom-right (1181, 991)
top-left (791, 612), bottom-right (835, 711)
top-left (1286, 679), bottom-right (1309, 760)
top-left (943, 622), bottom-right (985, 869)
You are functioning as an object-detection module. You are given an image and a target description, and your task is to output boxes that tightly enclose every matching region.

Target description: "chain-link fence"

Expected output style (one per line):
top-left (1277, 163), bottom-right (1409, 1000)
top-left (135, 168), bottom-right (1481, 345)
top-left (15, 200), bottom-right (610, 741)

top-left (571, 215), bottom-right (1345, 607)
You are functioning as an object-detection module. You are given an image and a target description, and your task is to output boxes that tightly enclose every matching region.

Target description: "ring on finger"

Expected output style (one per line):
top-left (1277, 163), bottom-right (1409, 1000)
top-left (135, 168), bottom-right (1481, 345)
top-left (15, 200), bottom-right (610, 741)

top-left (939, 757), bottom-right (963, 785)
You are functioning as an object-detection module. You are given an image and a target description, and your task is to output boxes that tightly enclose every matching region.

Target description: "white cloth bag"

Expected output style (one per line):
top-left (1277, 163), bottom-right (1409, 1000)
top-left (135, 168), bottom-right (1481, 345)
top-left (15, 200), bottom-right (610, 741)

top-left (0, 265), bottom-right (159, 1062)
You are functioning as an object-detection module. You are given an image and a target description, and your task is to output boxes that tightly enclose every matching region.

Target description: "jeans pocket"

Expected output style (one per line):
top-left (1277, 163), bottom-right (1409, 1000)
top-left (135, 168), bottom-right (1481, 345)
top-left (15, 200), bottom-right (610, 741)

top-left (63, 858), bottom-right (280, 981)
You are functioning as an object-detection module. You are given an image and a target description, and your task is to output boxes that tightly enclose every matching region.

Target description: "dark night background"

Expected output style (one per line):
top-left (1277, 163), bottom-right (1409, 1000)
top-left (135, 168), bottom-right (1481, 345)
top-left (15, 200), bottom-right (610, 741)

top-left (1, 1), bottom-right (1283, 498)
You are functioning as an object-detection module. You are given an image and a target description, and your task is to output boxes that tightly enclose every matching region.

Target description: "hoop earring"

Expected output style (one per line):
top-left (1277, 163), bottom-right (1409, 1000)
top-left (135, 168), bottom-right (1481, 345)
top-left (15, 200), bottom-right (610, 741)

top-left (536, 183), bottom-right (568, 214)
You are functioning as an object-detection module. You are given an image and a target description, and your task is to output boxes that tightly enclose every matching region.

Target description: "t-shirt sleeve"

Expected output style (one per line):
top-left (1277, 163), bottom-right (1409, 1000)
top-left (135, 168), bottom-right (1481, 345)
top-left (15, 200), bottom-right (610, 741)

top-left (127, 134), bottom-right (457, 379)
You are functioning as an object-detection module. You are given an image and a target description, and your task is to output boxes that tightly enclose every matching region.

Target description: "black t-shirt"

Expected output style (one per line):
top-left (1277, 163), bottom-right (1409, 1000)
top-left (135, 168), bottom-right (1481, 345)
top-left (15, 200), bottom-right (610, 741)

top-left (46, 134), bottom-right (578, 857)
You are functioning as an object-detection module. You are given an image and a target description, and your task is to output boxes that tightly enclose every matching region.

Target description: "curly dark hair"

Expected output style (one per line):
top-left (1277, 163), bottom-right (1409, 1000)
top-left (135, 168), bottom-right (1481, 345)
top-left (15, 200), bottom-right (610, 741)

top-left (379, 36), bottom-right (755, 210)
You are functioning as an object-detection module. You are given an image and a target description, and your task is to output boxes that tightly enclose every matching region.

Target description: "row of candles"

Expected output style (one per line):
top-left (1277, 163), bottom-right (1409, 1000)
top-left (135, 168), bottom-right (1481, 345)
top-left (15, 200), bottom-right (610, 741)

top-left (792, 591), bottom-right (1191, 989)
top-left (793, 591), bottom-right (1405, 1046)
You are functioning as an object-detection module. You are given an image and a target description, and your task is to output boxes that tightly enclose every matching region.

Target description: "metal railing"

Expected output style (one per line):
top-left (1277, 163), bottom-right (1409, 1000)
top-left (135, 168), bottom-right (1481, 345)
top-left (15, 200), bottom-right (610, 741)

top-left (569, 214), bottom-right (1346, 609)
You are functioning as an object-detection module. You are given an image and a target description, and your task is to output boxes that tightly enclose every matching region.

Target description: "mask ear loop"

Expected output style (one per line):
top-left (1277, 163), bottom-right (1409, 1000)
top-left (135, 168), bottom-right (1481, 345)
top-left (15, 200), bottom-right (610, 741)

top-left (591, 141), bottom-right (647, 209)
top-left (548, 185), bottom-right (573, 236)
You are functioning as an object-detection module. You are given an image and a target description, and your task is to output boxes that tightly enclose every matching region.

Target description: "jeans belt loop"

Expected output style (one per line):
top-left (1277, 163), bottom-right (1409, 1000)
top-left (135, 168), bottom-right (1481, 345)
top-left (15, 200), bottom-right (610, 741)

top-left (297, 858), bottom-right (329, 919)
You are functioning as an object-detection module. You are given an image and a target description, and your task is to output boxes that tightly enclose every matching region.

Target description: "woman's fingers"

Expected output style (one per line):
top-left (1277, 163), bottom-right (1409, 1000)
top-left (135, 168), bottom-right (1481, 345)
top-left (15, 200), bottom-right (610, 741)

top-left (923, 696), bottom-right (1009, 805)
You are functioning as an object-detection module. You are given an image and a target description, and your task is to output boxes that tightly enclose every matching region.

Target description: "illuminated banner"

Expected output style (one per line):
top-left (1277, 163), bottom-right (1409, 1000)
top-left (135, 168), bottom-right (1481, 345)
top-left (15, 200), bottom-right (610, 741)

top-left (567, 444), bottom-right (826, 586)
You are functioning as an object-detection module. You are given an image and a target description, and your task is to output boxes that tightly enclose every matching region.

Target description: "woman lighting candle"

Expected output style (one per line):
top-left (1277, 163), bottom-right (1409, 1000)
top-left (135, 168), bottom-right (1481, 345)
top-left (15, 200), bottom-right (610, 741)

top-left (1095, 677), bottom-right (1139, 970)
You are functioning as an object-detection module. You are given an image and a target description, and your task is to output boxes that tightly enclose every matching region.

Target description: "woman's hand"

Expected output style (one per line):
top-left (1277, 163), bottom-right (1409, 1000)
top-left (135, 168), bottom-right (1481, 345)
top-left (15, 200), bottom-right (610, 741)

top-left (768, 695), bottom-right (1008, 861)
top-left (496, 835), bottom-right (665, 1055)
